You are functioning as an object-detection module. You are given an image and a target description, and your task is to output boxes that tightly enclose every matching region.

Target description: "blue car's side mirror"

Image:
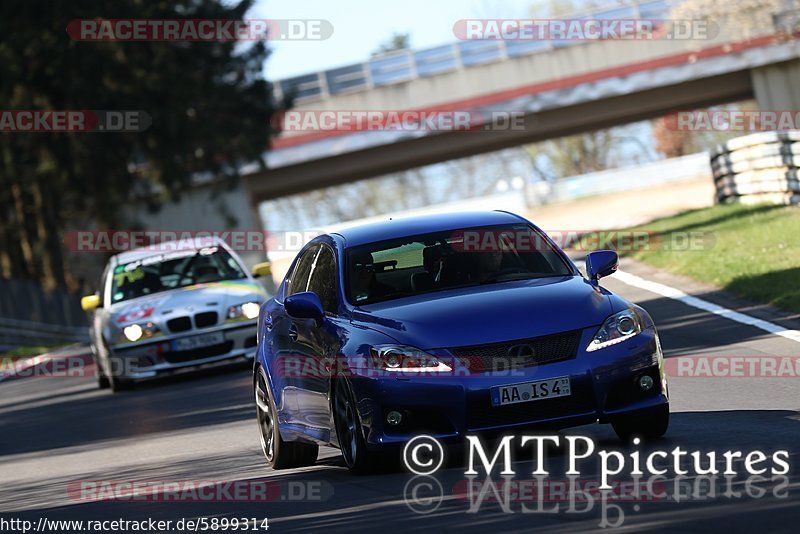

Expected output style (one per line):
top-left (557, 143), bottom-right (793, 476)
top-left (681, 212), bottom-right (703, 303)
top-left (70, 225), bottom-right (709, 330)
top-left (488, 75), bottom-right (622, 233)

top-left (586, 250), bottom-right (618, 281)
top-left (285, 292), bottom-right (325, 324)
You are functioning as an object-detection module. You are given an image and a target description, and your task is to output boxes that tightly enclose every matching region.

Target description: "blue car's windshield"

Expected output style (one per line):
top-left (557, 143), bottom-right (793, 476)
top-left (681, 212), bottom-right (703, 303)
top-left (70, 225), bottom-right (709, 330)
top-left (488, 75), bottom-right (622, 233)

top-left (110, 246), bottom-right (247, 303)
top-left (346, 224), bottom-right (573, 305)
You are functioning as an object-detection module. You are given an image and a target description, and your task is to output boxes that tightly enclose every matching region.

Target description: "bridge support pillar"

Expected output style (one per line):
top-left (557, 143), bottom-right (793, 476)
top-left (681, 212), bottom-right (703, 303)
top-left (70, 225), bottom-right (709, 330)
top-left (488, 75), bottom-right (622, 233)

top-left (240, 179), bottom-right (277, 293)
top-left (751, 58), bottom-right (800, 110)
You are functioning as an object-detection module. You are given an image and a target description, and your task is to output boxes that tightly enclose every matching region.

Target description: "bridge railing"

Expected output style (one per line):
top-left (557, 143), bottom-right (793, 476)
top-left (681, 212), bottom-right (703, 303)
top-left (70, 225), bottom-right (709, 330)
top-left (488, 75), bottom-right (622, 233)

top-left (274, 0), bottom-right (672, 104)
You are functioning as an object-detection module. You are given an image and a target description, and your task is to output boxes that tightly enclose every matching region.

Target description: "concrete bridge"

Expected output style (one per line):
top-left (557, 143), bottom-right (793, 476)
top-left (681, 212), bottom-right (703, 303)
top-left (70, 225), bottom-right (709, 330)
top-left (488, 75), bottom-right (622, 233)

top-left (244, 0), bottom-right (800, 202)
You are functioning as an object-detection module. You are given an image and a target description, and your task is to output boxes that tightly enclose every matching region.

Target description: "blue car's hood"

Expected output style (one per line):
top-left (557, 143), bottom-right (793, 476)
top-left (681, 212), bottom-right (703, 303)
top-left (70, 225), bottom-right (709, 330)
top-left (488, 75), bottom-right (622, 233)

top-left (350, 275), bottom-right (613, 349)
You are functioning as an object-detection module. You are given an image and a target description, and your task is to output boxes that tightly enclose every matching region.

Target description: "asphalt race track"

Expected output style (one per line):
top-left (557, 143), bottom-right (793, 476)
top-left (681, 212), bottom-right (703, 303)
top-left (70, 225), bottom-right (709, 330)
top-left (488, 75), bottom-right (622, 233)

top-left (2, 274), bottom-right (799, 532)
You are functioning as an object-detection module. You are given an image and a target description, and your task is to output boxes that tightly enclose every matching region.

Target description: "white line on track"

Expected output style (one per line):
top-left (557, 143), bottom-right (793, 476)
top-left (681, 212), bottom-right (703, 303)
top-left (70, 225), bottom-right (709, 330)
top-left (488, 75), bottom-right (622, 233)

top-left (613, 269), bottom-right (800, 344)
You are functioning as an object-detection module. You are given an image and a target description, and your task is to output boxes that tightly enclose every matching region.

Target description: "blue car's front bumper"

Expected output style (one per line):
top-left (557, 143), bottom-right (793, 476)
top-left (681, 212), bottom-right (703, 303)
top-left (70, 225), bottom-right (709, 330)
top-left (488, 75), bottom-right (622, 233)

top-left (349, 327), bottom-right (668, 449)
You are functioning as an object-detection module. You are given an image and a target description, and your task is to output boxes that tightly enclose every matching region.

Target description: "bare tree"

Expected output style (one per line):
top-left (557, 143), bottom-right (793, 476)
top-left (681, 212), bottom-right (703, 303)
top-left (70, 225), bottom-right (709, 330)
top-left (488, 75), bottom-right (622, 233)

top-left (650, 100), bottom-right (761, 158)
top-left (670, 0), bottom-right (783, 40)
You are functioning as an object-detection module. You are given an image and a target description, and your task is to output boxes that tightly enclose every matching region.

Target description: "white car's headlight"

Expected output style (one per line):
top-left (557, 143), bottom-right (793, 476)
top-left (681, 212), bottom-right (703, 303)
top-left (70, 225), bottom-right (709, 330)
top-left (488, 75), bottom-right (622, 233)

top-left (370, 345), bottom-right (452, 373)
top-left (120, 321), bottom-right (160, 343)
top-left (586, 309), bottom-right (642, 352)
top-left (227, 301), bottom-right (261, 321)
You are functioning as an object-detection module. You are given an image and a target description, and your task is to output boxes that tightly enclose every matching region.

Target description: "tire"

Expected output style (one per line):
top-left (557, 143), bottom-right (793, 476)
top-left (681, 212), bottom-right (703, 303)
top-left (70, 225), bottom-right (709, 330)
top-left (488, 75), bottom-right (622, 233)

top-left (97, 343), bottom-right (133, 392)
top-left (94, 354), bottom-right (110, 390)
top-left (109, 373), bottom-right (134, 392)
top-left (612, 403), bottom-right (669, 442)
top-left (255, 367), bottom-right (318, 470)
top-left (333, 379), bottom-right (375, 474)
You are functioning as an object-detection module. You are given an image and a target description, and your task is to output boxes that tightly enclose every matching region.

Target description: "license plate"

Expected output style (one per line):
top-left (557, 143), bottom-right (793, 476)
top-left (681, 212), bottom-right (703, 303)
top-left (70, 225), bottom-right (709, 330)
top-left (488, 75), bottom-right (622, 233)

top-left (170, 332), bottom-right (225, 352)
top-left (491, 377), bottom-right (571, 406)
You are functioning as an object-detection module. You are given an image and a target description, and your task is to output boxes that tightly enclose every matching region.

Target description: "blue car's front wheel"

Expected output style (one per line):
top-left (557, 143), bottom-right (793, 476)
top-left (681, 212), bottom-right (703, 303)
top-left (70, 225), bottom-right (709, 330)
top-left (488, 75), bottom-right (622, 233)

top-left (334, 380), bottom-right (375, 474)
top-left (255, 367), bottom-right (318, 469)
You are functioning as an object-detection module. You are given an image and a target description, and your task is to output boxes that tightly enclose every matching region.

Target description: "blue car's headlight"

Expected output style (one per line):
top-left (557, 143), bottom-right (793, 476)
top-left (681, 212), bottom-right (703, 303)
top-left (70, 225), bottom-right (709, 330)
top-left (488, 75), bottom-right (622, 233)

top-left (370, 344), bottom-right (452, 373)
top-left (586, 309), bottom-right (642, 352)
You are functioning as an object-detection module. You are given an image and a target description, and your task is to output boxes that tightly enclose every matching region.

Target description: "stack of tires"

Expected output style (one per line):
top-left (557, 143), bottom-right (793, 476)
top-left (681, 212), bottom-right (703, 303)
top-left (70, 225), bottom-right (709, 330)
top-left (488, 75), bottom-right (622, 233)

top-left (711, 131), bottom-right (800, 205)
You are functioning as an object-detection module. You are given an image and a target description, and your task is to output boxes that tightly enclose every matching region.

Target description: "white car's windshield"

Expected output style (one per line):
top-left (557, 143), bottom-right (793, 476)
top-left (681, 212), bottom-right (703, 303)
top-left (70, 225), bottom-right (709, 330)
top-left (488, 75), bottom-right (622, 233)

top-left (110, 246), bottom-right (247, 303)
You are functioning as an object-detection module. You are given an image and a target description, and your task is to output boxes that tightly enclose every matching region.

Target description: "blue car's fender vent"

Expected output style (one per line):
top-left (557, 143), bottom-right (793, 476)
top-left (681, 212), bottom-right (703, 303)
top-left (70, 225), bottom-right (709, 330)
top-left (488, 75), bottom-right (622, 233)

top-left (447, 330), bottom-right (581, 374)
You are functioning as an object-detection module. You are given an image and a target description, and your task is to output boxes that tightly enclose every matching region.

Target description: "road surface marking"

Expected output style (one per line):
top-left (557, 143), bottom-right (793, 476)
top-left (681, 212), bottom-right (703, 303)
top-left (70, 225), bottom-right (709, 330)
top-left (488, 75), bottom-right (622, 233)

top-left (614, 269), bottom-right (800, 344)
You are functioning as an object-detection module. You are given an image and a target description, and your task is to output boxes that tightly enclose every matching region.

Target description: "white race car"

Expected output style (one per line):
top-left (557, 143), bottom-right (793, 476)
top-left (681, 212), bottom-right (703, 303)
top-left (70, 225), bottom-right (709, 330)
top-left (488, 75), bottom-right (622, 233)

top-left (81, 237), bottom-right (271, 392)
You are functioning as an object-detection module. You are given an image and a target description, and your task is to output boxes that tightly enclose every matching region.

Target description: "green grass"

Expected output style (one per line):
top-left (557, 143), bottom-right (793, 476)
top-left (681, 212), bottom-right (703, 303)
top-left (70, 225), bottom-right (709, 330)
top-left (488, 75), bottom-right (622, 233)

top-left (621, 203), bottom-right (800, 313)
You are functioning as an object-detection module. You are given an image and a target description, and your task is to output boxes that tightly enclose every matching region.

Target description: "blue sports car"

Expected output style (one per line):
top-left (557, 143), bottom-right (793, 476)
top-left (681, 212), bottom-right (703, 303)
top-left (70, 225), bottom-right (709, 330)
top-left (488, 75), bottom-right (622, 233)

top-left (253, 211), bottom-right (669, 472)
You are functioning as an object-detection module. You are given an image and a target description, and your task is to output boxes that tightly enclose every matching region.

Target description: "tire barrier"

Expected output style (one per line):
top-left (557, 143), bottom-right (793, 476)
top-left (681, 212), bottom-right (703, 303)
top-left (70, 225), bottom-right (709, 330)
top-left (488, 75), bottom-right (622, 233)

top-left (711, 131), bottom-right (800, 205)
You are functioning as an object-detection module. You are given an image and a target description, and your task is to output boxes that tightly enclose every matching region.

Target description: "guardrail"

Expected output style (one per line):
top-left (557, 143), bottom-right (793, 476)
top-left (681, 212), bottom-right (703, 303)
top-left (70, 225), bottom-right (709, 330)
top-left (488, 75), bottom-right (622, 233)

top-left (274, 0), bottom-right (671, 103)
top-left (0, 317), bottom-right (89, 352)
top-left (711, 131), bottom-right (800, 205)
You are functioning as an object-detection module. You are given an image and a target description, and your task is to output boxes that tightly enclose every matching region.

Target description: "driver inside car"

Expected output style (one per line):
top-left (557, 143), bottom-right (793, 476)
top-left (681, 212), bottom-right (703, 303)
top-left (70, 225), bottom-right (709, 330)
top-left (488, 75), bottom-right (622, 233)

top-left (351, 250), bottom-right (394, 303)
top-left (475, 249), bottom-right (505, 283)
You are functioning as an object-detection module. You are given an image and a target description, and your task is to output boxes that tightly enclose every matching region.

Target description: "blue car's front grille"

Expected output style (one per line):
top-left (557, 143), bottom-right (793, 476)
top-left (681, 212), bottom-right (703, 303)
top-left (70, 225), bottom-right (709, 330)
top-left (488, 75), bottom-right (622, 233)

top-left (448, 330), bottom-right (581, 373)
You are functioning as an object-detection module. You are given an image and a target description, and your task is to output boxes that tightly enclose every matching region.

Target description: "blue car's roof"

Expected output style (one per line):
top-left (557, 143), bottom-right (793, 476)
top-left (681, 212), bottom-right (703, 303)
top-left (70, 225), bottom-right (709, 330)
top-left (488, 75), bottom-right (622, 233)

top-left (331, 210), bottom-right (527, 247)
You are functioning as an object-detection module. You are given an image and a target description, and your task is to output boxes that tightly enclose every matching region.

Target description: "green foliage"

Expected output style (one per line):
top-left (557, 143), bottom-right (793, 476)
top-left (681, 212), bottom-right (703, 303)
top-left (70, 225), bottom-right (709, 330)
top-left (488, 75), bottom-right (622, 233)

top-left (0, 0), bottom-right (276, 290)
top-left (624, 203), bottom-right (800, 313)
top-left (371, 32), bottom-right (411, 56)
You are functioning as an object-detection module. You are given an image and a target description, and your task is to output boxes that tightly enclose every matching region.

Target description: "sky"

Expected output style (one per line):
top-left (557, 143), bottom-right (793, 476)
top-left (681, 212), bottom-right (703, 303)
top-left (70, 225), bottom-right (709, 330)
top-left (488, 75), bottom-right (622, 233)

top-left (250, 0), bottom-right (539, 80)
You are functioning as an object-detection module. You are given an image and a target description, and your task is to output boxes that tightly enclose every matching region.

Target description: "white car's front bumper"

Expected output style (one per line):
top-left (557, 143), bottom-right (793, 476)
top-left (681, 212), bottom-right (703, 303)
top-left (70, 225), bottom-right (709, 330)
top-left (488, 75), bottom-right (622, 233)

top-left (108, 321), bottom-right (258, 379)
